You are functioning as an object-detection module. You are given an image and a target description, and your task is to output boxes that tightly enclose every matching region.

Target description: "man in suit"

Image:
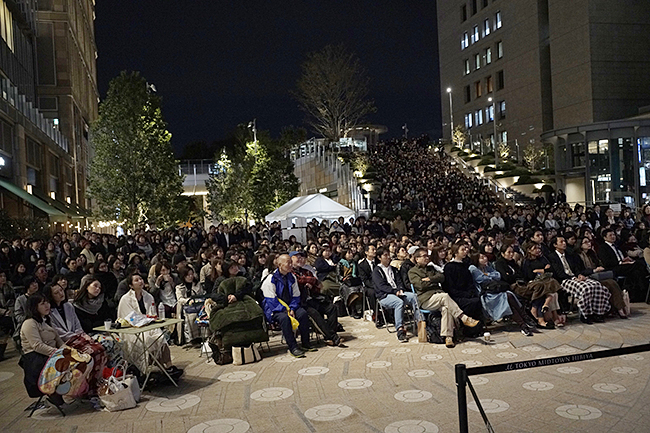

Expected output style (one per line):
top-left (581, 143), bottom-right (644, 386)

top-left (372, 247), bottom-right (422, 343)
top-left (216, 224), bottom-right (229, 251)
top-left (548, 236), bottom-right (610, 324)
top-left (598, 228), bottom-right (648, 302)
top-left (357, 244), bottom-right (378, 325)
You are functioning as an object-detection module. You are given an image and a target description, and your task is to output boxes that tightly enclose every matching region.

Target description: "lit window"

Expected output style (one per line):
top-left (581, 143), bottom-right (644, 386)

top-left (465, 113), bottom-right (473, 129)
top-left (497, 41), bottom-right (503, 58)
top-left (475, 110), bottom-right (484, 125)
top-left (499, 100), bottom-right (506, 118)
top-left (472, 25), bottom-right (480, 44)
top-left (486, 47), bottom-right (492, 64)
top-left (486, 76), bottom-right (493, 93)
top-left (464, 59), bottom-right (471, 75)
top-left (0, 1), bottom-right (14, 52)
top-left (495, 11), bottom-right (502, 29)
top-left (475, 53), bottom-right (481, 70)
top-left (484, 19), bottom-right (491, 37)
top-left (486, 105), bottom-right (494, 122)
top-left (475, 81), bottom-right (482, 98)
top-left (461, 32), bottom-right (469, 50)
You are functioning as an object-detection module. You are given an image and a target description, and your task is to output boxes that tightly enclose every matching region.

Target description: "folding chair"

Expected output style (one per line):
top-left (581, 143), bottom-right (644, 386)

top-left (376, 298), bottom-right (416, 335)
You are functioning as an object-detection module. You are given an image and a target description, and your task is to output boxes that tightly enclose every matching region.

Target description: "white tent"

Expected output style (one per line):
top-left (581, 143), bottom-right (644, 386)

top-left (265, 193), bottom-right (356, 222)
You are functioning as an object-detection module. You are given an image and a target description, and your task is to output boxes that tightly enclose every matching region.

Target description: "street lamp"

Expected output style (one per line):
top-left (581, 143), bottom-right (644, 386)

top-left (446, 87), bottom-right (454, 144)
top-left (489, 97), bottom-right (498, 169)
top-left (247, 118), bottom-right (257, 147)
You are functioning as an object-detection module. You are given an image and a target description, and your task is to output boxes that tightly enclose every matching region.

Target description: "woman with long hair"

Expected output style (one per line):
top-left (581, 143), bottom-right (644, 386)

top-left (73, 278), bottom-right (113, 333)
top-left (43, 276), bottom-right (82, 341)
top-left (175, 267), bottom-right (205, 345)
top-left (520, 242), bottom-right (563, 328)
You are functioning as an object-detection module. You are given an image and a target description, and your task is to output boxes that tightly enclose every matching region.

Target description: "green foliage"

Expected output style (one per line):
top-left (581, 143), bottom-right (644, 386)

top-left (89, 71), bottom-right (186, 230)
top-left (0, 210), bottom-right (49, 239)
top-left (494, 168), bottom-right (532, 179)
top-left (206, 126), bottom-right (300, 222)
top-left (514, 176), bottom-right (543, 185)
top-left (484, 162), bottom-right (516, 172)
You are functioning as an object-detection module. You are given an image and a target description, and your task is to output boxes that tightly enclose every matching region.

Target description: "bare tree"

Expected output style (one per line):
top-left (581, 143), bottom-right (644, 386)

top-left (295, 44), bottom-right (375, 142)
top-left (452, 125), bottom-right (468, 148)
top-left (523, 143), bottom-right (544, 172)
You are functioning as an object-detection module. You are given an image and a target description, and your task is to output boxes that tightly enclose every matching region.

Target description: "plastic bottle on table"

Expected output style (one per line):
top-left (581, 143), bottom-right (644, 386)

top-left (158, 302), bottom-right (165, 320)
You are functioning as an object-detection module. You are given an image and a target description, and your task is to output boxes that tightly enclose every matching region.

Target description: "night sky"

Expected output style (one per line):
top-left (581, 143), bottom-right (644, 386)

top-left (95, 1), bottom-right (442, 156)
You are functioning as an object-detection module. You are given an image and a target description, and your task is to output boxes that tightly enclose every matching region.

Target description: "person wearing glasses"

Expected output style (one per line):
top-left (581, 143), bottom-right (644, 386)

top-left (408, 248), bottom-right (479, 348)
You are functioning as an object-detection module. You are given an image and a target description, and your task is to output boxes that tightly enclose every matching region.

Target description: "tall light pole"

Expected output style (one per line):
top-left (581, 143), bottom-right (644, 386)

top-left (489, 97), bottom-right (498, 169)
top-left (446, 87), bottom-right (454, 144)
top-left (247, 118), bottom-right (257, 146)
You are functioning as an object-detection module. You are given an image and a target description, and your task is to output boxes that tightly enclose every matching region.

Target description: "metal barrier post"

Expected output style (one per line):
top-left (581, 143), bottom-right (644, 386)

top-left (455, 363), bottom-right (469, 433)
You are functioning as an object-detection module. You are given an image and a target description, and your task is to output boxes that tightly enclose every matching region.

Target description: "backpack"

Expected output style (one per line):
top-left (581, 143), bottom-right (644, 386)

top-left (425, 314), bottom-right (445, 344)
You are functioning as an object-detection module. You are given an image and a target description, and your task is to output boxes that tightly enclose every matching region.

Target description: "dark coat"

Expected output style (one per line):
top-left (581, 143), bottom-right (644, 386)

top-left (358, 258), bottom-right (377, 289)
top-left (547, 250), bottom-right (589, 283)
top-left (372, 265), bottom-right (405, 300)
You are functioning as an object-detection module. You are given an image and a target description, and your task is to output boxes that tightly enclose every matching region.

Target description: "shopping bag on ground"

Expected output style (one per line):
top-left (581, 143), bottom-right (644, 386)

top-left (232, 345), bottom-right (262, 365)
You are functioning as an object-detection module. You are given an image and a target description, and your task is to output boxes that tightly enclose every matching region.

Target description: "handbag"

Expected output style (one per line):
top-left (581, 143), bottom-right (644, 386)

top-left (417, 320), bottom-right (428, 343)
top-left (622, 290), bottom-right (631, 316)
top-left (232, 345), bottom-right (262, 365)
top-left (480, 280), bottom-right (510, 295)
top-left (588, 271), bottom-right (614, 281)
top-left (98, 376), bottom-right (137, 412)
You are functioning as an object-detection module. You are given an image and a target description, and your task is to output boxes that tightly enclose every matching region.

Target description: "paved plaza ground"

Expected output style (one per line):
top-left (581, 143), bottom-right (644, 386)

top-left (1, 304), bottom-right (650, 433)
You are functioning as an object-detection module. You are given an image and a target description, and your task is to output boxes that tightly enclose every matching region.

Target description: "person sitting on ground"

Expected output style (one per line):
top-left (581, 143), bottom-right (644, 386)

top-left (548, 236), bottom-right (611, 325)
top-left (261, 254), bottom-right (314, 358)
top-left (469, 252), bottom-right (535, 336)
top-left (372, 247), bottom-right (423, 343)
top-left (73, 278), bottom-right (114, 333)
top-left (291, 251), bottom-right (345, 347)
top-left (408, 248), bottom-right (479, 347)
top-left (43, 278), bottom-right (83, 342)
top-left (117, 274), bottom-right (182, 380)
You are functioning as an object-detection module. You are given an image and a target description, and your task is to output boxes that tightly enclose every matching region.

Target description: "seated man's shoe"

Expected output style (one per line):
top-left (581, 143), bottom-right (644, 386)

top-left (290, 347), bottom-right (306, 358)
top-left (300, 345), bottom-right (318, 352)
top-left (397, 329), bottom-right (409, 343)
top-left (520, 325), bottom-right (533, 337)
top-left (445, 337), bottom-right (455, 348)
top-left (460, 315), bottom-right (479, 327)
top-left (580, 315), bottom-right (594, 325)
top-left (592, 314), bottom-right (605, 323)
top-left (336, 323), bottom-right (345, 332)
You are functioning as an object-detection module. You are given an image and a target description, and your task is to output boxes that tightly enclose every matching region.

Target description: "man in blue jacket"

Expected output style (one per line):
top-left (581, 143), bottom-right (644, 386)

top-left (262, 253), bottom-right (315, 358)
top-left (372, 247), bottom-right (422, 342)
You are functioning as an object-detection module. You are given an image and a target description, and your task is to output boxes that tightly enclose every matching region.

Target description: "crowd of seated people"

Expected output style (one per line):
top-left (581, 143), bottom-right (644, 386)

top-left (1, 137), bottom-right (649, 405)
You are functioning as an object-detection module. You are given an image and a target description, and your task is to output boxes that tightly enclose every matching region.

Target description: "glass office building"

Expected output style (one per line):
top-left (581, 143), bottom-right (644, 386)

top-left (542, 112), bottom-right (650, 208)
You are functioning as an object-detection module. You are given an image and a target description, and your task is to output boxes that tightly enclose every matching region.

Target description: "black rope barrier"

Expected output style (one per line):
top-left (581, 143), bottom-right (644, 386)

top-left (455, 342), bottom-right (650, 433)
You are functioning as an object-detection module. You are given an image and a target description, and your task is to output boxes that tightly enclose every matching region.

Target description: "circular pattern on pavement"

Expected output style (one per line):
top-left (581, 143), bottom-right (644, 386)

top-left (337, 351), bottom-right (362, 359)
top-left (384, 420), bottom-right (439, 433)
top-left (461, 360), bottom-right (483, 368)
top-left (218, 371), bottom-right (257, 382)
top-left (0, 372), bottom-right (14, 382)
top-left (187, 419), bottom-right (250, 433)
top-left (555, 405), bottom-right (602, 420)
top-left (612, 366), bottom-right (639, 375)
top-left (394, 390), bottom-right (433, 403)
top-left (367, 361), bottom-right (392, 369)
top-left (275, 355), bottom-right (302, 363)
top-left (472, 377), bottom-right (489, 385)
top-left (146, 394), bottom-right (200, 412)
top-left (496, 352), bottom-right (518, 359)
top-left (391, 348), bottom-right (411, 354)
top-left (304, 404), bottom-right (353, 421)
top-left (522, 346), bottom-right (542, 352)
top-left (522, 381), bottom-right (554, 391)
top-left (619, 354), bottom-right (644, 361)
top-left (468, 399), bottom-right (510, 413)
top-left (298, 367), bottom-right (330, 376)
top-left (371, 341), bottom-right (390, 347)
top-left (592, 383), bottom-right (626, 393)
top-left (493, 343), bottom-right (512, 350)
top-left (250, 387), bottom-right (294, 402)
top-left (421, 354), bottom-right (443, 361)
top-left (557, 366), bottom-right (582, 374)
top-left (338, 378), bottom-right (373, 389)
top-left (358, 334), bottom-right (376, 339)
top-left (461, 348), bottom-right (482, 355)
top-left (408, 369), bottom-right (435, 378)
top-left (351, 328), bottom-right (369, 334)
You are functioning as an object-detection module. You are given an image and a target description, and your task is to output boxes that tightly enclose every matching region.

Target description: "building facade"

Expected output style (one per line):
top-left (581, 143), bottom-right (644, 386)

top-left (438, 1), bottom-right (650, 205)
top-left (0, 0), bottom-right (97, 232)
